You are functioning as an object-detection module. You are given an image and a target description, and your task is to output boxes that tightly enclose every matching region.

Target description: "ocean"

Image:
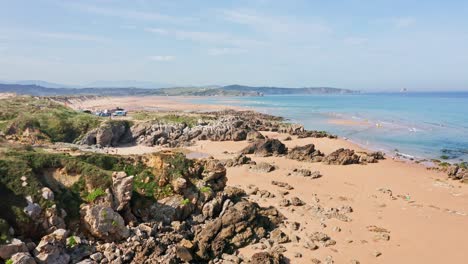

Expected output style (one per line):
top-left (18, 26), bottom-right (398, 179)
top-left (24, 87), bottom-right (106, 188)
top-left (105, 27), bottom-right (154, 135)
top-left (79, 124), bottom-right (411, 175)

top-left (189, 92), bottom-right (468, 162)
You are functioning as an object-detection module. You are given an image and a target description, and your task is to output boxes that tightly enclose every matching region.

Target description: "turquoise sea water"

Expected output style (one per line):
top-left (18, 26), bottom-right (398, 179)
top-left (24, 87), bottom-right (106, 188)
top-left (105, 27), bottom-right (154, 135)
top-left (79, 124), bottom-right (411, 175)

top-left (189, 92), bottom-right (468, 161)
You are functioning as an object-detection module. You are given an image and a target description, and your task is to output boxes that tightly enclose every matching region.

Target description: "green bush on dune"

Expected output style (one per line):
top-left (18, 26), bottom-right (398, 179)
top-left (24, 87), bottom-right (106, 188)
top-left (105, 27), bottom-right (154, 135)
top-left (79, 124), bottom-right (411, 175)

top-left (0, 96), bottom-right (101, 142)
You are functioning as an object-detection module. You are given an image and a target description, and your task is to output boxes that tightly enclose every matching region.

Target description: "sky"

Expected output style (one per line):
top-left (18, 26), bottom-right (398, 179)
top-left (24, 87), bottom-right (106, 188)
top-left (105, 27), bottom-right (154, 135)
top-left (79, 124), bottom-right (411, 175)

top-left (0, 0), bottom-right (468, 91)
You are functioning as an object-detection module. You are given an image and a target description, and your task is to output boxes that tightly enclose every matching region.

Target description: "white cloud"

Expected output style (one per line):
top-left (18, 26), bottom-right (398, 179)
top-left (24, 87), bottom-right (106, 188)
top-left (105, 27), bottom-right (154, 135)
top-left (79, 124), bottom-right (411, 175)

top-left (145, 27), bottom-right (264, 47)
top-left (148, 55), bottom-right (175, 62)
top-left (34, 32), bottom-right (109, 42)
top-left (222, 9), bottom-right (331, 36)
top-left (0, 28), bottom-right (109, 43)
top-left (394, 17), bottom-right (416, 28)
top-left (208, 47), bottom-right (247, 56)
top-left (66, 2), bottom-right (192, 24)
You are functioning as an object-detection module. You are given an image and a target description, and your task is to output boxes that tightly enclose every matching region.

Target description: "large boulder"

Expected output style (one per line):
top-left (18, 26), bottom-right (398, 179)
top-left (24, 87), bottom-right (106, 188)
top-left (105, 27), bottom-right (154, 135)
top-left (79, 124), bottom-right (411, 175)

top-left (193, 201), bottom-right (283, 260)
top-left (148, 195), bottom-right (193, 224)
top-left (10, 252), bottom-right (37, 264)
top-left (287, 144), bottom-right (324, 162)
top-left (33, 229), bottom-right (70, 264)
top-left (0, 239), bottom-right (28, 260)
top-left (251, 251), bottom-right (284, 264)
top-left (246, 131), bottom-right (265, 142)
top-left (323, 148), bottom-right (360, 165)
top-left (80, 121), bottom-right (131, 147)
top-left (241, 139), bottom-right (287, 157)
top-left (80, 205), bottom-right (129, 241)
top-left (201, 159), bottom-right (227, 191)
top-left (111, 171), bottom-right (134, 211)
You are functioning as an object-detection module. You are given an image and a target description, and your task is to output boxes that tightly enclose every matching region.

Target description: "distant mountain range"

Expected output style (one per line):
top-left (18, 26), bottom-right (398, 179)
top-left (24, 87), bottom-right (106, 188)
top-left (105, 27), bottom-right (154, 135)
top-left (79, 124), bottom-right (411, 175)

top-left (0, 83), bottom-right (357, 97)
top-left (0, 80), bottom-right (172, 89)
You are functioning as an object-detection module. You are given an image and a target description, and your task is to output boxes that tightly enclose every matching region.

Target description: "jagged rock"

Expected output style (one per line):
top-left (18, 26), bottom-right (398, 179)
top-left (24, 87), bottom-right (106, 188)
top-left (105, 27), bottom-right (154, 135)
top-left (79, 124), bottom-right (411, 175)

top-left (271, 181), bottom-right (293, 190)
top-left (358, 151), bottom-right (385, 163)
top-left (33, 229), bottom-right (70, 264)
top-left (290, 197), bottom-right (305, 206)
top-left (42, 206), bottom-right (66, 233)
top-left (309, 232), bottom-right (331, 242)
top-left (448, 165), bottom-right (467, 182)
top-left (112, 171), bottom-right (134, 211)
top-left (225, 154), bottom-right (252, 167)
top-left (10, 252), bottom-right (37, 264)
top-left (175, 245), bottom-right (193, 262)
top-left (232, 130), bottom-right (247, 141)
top-left (41, 187), bottom-right (54, 200)
top-left (247, 131), bottom-right (265, 142)
top-left (241, 139), bottom-right (287, 157)
top-left (270, 229), bottom-right (289, 244)
top-left (250, 251), bottom-right (283, 264)
top-left (202, 197), bottom-right (222, 218)
top-left (287, 144), bottom-right (324, 162)
top-left (250, 162), bottom-right (276, 173)
top-left (223, 186), bottom-right (246, 202)
top-left (172, 177), bottom-right (188, 194)
top-left (193, 201), bottom-right (282, 260)
top-left (202, 159), bottom-right (228, 191)
top-left (149, 195), bottom-right (193, 224)
top-left (23, 197), bottom-right (42, 219)
top-left (81, 205), bottom-right (129, 241)
top-left (323, 148), bottom-right (360, 165)
top-left (80, 121), bottom-right (131, 147)
top-left (0, 239), bottom-right (28, 259)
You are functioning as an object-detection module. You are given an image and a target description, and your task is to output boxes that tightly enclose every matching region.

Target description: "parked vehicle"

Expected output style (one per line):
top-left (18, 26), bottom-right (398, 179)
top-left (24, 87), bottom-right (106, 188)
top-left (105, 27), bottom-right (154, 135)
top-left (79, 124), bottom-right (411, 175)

top-left (113, 110), bottom-right (127, 116)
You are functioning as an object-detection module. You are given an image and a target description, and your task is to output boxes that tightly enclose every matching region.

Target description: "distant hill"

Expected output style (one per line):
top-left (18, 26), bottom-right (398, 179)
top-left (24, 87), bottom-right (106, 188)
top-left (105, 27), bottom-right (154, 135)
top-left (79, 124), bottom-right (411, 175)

top-left (0, 83), bottom-right (356, 97)
top-left (84, 80), bottom-right (172, 89)
top-left (1, 80), bottom-right (74, 88)
top-left (223, 85), bottom-right (356, 94)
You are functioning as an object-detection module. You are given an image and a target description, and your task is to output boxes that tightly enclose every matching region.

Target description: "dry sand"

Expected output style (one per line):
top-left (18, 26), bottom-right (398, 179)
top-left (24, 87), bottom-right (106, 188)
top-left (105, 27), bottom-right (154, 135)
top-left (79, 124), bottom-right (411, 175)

top-left (185, 133), bottom-right (468, 263)
top-left (75, 96), bottom-right (468, 263)
top-left (66, 95), bottom-right (245, 112)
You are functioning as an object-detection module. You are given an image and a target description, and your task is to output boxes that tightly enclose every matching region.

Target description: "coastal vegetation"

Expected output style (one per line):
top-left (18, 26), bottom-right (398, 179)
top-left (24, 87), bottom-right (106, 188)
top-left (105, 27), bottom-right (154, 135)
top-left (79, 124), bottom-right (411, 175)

top-left (0, 96), bottom-right (100, 143)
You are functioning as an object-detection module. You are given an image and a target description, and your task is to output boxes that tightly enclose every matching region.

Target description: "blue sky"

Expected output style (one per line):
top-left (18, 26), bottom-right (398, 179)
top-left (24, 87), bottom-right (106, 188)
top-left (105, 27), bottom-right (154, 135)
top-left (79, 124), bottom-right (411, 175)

top-left (1, 0), bottom-right (468, 90)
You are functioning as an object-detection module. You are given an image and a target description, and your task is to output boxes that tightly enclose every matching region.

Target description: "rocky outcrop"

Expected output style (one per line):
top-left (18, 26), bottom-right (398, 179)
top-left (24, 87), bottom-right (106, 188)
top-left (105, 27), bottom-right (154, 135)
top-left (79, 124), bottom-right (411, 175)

top-left (79, 121), bottom-right (131, 147)
top-left (0, 239), bottom-right (28, 260)
top-left (242, 139), bottom-right (287, 157)
top-left (287, 144), bottom-right (324, 162)
top-left (193, 201), bottom-right (283, 260)
top-left (323, 149), bottom-right (385, 165)
top-left (80, 205), bottom-right (129, 242)
top-left (448, 165), bottom-right (468, 182)
top-left (358, 151), bottom-right (385, 164)
top-left (111, 171), bottom-right (134, 211)
top-left (250, 162), bottom-right (276, 173)
top-left (247, 131), bottom-right (265, 142)
top-left (10, 252), bottom-right (37, 264)
top-left (33, 229), bottom-right (69, 264)
top-left (323, 148), bottom-right (360, 165)
top-left (224, 154), bottom-right (254, 167)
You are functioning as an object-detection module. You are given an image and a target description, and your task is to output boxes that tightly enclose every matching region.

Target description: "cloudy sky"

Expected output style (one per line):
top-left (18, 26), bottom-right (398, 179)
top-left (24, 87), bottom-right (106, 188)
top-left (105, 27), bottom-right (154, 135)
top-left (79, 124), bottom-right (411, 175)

top-left (1, 0), bottom-right (468, 90)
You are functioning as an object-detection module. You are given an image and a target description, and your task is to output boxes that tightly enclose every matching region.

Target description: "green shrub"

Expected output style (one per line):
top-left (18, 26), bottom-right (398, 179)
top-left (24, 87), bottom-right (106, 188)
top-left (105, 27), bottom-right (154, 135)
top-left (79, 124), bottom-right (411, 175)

top-left (440, 155), bottom-right (449, 160)
top-left (181, 198), bottom-right (190, 206)
top-left (6, 259), bottom-right (13, 264)
top-left (85, 188), bottom-right (106, 202)
top-left (199, 186), bottom-right (212, 193)
top-left (67, 236), bottom-right (77, 248)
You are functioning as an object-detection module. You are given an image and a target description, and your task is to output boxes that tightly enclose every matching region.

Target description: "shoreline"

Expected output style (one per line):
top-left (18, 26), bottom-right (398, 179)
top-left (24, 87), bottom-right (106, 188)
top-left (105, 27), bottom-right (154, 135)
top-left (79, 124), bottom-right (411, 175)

top-left (40, 95), bottom-right (468, 262)
top-left (65, 95), bottom-right (444, 168)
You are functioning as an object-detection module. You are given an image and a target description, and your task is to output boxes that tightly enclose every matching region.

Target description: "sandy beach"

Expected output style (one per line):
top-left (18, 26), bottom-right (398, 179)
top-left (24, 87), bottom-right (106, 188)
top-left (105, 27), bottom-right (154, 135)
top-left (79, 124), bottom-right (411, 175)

top-left (65, 96), bottom-right (246, 112)
top-left (72, 96), bottom-right (468, 263)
